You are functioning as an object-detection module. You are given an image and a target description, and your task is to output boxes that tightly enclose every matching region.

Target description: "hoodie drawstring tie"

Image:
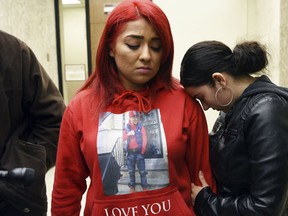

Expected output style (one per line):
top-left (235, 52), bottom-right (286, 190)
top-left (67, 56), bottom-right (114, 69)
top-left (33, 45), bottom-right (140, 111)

top-left (112, 90), bottom-right (152, 113)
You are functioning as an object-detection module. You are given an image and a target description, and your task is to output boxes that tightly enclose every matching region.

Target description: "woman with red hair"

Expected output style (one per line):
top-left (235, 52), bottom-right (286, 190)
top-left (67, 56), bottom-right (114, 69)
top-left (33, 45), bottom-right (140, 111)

top-left (52, 0), bottom-right (215, 215)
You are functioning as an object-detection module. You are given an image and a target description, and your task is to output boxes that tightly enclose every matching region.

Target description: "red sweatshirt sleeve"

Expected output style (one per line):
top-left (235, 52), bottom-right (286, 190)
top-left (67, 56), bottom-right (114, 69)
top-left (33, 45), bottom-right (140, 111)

top-left (51, 104), bottom-right (89, 215)
top-left (185, 97), bottom-right (216, 192)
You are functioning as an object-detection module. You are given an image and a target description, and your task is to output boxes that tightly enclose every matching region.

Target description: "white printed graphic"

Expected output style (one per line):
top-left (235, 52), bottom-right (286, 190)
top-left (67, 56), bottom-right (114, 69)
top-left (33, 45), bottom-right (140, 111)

top-left (97, 109), bottom-right (169, 195)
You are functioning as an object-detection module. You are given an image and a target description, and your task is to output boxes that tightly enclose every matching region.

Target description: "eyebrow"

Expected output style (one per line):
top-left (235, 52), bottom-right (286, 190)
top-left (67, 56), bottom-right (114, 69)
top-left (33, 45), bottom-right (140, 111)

top-left (125, 35), bottom-right (161, 42)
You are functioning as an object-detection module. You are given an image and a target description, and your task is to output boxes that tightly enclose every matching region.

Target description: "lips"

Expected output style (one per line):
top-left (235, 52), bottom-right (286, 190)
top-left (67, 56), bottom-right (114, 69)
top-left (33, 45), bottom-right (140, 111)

top-left (136, 67), bottom-right (151, 74)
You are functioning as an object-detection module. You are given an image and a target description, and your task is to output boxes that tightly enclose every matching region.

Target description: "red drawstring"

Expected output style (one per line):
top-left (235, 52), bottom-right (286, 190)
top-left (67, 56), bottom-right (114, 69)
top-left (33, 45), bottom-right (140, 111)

top-left (112, 90), bottom-right (152, 113)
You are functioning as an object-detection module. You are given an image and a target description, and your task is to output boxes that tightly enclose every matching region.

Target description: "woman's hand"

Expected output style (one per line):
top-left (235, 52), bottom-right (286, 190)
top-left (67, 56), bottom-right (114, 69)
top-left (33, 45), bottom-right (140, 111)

top-left (191, 171), bottom-right (209, 205)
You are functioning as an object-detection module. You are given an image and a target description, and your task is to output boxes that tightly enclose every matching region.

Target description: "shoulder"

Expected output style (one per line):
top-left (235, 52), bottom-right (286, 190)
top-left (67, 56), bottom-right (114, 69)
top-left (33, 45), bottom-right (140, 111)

top-left (168, 84), bottom-right (203, 109)
top-left (0, 30), bottom-right (30, 52)
top-left (164, 84), bottom-right (191, 100)
top-left (249, 92), bottom-right (288, 114)
top-left (62, 89), bottom-right (98, 129)
top-left (245, 92), bottom-right (288, 129)
top-left (160, 86), bottom-right (202, 111)
top-left (0, 30), bottom-right (19, 45)
top-left (243, 92), bottom-right (288, 163)
top-left (67, 88), bottom-right (97, 112)
top-left (167, 86), bottom-right (205, 122)
top-left (0, 31), bottom-right (40, 73)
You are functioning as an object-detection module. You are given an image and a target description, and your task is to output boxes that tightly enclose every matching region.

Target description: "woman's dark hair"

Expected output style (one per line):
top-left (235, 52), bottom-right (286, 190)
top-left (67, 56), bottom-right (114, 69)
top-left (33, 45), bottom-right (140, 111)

top-left (180, 40), bottom-right (269, 87)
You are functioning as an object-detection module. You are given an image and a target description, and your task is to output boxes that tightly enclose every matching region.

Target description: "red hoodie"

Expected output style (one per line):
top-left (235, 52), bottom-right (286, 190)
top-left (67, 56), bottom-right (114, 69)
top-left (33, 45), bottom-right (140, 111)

top-left (52, 83), bottom-right (215, 216)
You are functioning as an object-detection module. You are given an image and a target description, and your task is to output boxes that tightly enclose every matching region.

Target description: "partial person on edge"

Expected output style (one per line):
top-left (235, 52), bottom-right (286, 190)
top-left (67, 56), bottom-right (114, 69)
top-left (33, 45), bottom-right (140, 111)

top-left (0, 30), bottom-right (66, 216)
top-left (180, 40), bottom-right (288, 216)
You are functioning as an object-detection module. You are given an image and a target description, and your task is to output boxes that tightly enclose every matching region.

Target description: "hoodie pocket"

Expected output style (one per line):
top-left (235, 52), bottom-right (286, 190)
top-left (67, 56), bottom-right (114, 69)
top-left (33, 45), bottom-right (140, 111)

top-left (92, 187), bottom-right (193, 216)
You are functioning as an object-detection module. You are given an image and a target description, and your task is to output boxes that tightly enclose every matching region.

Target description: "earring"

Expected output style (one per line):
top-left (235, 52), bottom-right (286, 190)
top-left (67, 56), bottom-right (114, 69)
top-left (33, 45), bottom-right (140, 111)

top-left (215, 86), bottom-right (233, 107)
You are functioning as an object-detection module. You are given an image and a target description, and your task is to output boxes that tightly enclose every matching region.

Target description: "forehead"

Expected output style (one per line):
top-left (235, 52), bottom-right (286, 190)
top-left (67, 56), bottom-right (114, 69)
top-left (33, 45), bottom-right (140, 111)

top-left (119, 18), bottom-right (159, 38)
top-left (185, 85), bottom-right (213, 97)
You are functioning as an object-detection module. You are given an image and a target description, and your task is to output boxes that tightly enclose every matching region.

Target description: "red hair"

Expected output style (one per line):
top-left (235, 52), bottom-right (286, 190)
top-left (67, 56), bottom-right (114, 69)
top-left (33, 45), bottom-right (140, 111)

top-left (80, 0), bottom-right (175, 112)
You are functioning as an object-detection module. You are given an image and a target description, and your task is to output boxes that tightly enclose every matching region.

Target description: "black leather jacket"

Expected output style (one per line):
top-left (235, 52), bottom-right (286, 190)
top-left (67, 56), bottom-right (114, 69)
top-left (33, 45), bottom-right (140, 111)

top-left (194, 76), bottom-right (288, 216)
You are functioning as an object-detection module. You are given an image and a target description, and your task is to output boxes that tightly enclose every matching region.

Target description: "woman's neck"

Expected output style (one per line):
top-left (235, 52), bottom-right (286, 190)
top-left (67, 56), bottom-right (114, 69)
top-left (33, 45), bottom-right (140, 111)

top-left (233, 75), bottom-right (257, 99)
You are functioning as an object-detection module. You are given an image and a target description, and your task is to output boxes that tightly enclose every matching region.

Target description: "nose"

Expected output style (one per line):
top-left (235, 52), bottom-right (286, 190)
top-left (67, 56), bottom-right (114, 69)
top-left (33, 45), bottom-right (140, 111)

top-left (139, 45), bottom-right (151, 61)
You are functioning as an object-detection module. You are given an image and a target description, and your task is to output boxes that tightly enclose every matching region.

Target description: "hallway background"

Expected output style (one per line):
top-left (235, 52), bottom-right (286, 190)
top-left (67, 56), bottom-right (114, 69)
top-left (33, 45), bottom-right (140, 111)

top-left (1, 0), bottom-right (287, 215)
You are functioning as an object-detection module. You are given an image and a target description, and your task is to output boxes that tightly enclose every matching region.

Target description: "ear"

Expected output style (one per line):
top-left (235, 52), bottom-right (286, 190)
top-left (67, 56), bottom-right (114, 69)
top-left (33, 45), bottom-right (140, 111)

top-left (212, 72), bottom-right (226, 86)
top-left (109, 48), bottom-right (115, 57)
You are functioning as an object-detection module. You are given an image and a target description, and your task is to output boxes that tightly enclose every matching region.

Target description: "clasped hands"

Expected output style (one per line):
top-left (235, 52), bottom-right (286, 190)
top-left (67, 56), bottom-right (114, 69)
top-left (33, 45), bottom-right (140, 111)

top-left (191, 170), bottom-right (209, 206)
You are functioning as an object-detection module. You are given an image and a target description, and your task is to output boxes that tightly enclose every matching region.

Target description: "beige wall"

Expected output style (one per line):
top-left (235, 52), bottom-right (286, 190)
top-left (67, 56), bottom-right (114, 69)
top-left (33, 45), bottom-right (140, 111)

top-left (1, 0), bottom-right (286, 129)
top-left (154, 0), bottom-right (248, 130)
top-left (154, 0), bottom-right (248, 80)
top-left (247, 0), bottom-right (280, 83)
top-left (154, 0), bottom-right (287, 130)
top-left (247, 0), bottom-right (287, 88)
top-left (0, 0), bottom-right (59, 87)
top-left (280, 0), bottom-right (288, 87)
